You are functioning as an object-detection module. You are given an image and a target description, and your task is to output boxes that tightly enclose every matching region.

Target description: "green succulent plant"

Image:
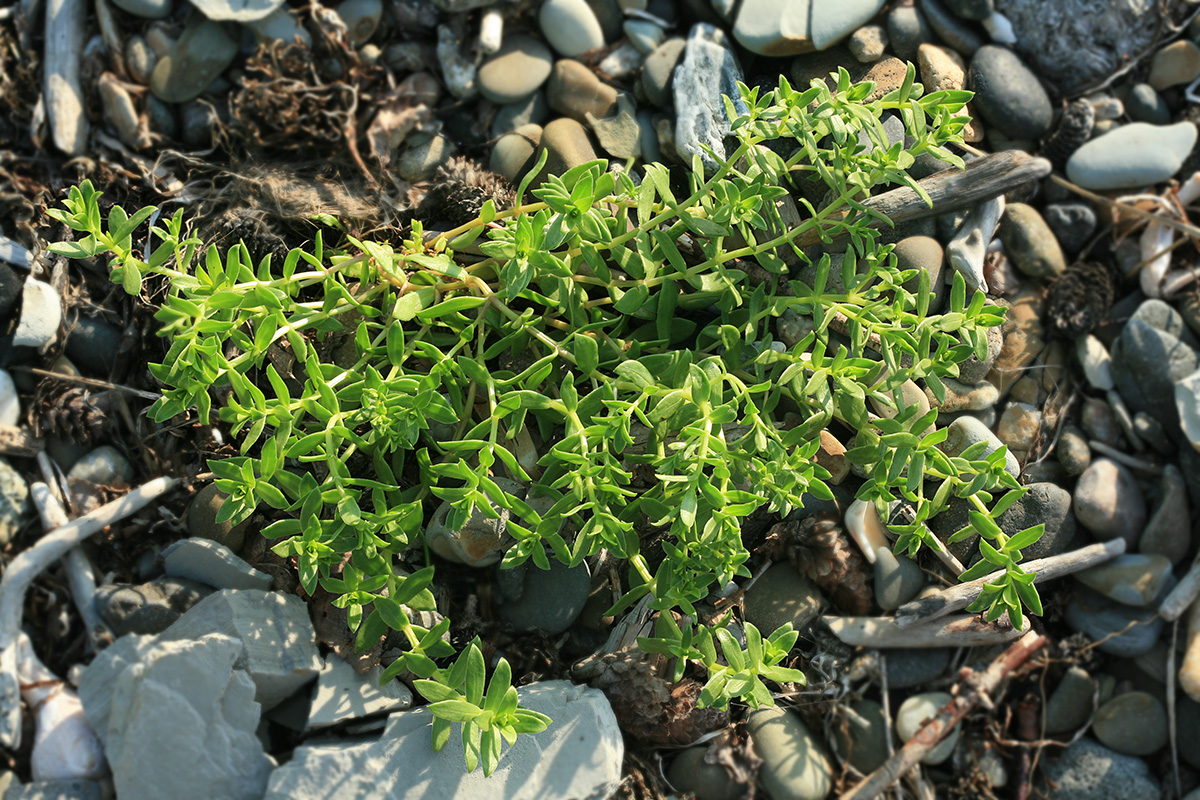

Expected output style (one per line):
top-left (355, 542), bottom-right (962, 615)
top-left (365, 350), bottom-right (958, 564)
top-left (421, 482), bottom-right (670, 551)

top-left (48, 64), bottom-right (1042, 774)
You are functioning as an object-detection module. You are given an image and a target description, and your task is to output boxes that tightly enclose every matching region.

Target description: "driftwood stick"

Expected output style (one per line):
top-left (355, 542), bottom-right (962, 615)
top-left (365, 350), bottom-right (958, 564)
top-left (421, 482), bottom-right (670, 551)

top-left (29, 484), bottom-right (108, 649)
top-left (793, 151), bottom-right (1052, 248)
top-left (894, 539), bottom-right (1127, 627)
top-left (843, 630), bottom-right (1047, 800)
top-left (824, 613), bottom-right (1025, 649)
top-left (1160, 548), bottom-right (1200, 622)
top-left (0, 425), bottom-right (43, 458)
top-left (0, 476), bottom-right (178, 748)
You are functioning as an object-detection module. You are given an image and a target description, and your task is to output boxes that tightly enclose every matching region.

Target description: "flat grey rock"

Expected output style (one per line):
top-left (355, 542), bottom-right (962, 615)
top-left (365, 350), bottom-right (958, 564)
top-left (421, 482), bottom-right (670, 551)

top-left (1064, 586), bottom-right (1162, 657)
top-left (104, 634), bottom-right (273, 800)
top-left (159, 589), bottom-right (321, 710)
top-left (1067, 122), bottom-right (1197, 191)
top-left (265, 680), bottom-right (623, 800)
top-left (4, 781), bottom-right (102, 800)
top-left (1035, 737), bottom-right (1159, 800)
top-left (79, 634), bottom-right (158, 739)
top-left (307, 657), bottom-right (412, 730)
top-left (162, 537), bottom-right (273, 591)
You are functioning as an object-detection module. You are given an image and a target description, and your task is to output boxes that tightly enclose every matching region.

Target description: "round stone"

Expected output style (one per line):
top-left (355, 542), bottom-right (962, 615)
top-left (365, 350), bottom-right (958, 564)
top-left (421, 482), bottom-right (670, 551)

top-left (640, 37), bottom-right (685, 110)
top-left (187, 484), bottom-right (251, 553)
top-left (832, 699), bottom-right (889, 774)
top-left (886, 647), bottom-right (952, 689)
top-left (848, 25), bottom-right (888, 62)
top-left (1067, 122), bottom-right (1199, 190)
top-left (1043, 201), bottom-right (1097, 256)
top-left (1044, 666), bottom-right (1096, 734)
top-left (874, 547), bottom-right (924, 611)
top-left (744, 563), bottom-right (822, 635)
top-left (942, 0), bottom-right (993, 21)
top-left (1076, 554), bottom-right (1173, 608)
top-left (896, 692), bottom-right (958, 764)
top-left (998, 203), bottom-right (1066, 278)
top-left (491, 124), bottom-right (542, 184)
top-left (478, 36), bottom-right (554, 105)
top-left (336, 0), bottom-right (382, 45)
top-left (967, 45), bottom-right (1053, 140)
top-left (747, 707), bottom-right (833, 800)
top-left (1073, 458), bottom-right (1146, 546)
top-left (497, 558), bottom-right (591, 634)
top-left (64, 315), bottom-right (123, 376)
top-left (1149, 40), bottom-right (1200, 90)
top-left (396, 133), bottom-right (454, 182)
top-left (1065, 586), bottom-right (1162, 658)
top-left (546, 59), bottom-right (618, 122)
top-left (539, 0), bottom-right (606, 57)
top-left (1140, 464), bottom-right (1190, 565)
top-left (1124, 83), bottom-right (1171, 125)
top-left (1036, 737), bottom-right (1161, 800)
top-left (150, 19), bottom-right (238, 104)
top-left (540, 117), bottom-right (597, 180)
top-left (887, 5), bottom-right (933, 61)
top-left (1092, 691), bottom-right (1168, 756)
top-left (894, 235), bottom-right (947, 313)
top-left (666, 747), bottom-right (742, 800)
top-left (623, 20), bottom-right (664, 54)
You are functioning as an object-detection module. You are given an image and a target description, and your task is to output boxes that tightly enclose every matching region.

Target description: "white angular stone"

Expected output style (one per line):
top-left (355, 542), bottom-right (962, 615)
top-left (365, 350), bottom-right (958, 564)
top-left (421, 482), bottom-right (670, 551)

top-left (265, 681), bottom-right (623, 800)
top-left (159, 589), bottom-right (321, 709)
top-left (14, 278), bottom-right (61, 351)
top-left (0, 370), bottom-right (17, 427)
top-left (673, 24), bottom-right (749, 171)
top-left (105, 634), bottom-right (273, 800)
top-left (162, 537), bottom-right (274, 591)
top-left (307, 657), bottom-right (412, 730)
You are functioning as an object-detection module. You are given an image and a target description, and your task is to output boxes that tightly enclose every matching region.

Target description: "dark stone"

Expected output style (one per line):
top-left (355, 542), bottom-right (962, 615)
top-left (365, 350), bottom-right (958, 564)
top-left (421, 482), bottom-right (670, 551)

top-left (1124, 83), bottom-right (1171, 125)
top-left (887, 5), bottom-right (934, 61)
top-left (885, 647), bottom-right (952, 689)
top-left (94, 577), bottom-right (215, 636)
top-left (1044, 202), bottom-right (1098, 256)
top-left (64, 315), bottom-right (123, 376)
top-left (943, 0), bottom-right (994, 21)
top-left (919, 0), bottom-right (986, 56)
top-left (968, 45), bottom-right (1054, 140)
top-left (1110, 318), bottom-right (1198, 430)
top-left (996, 482), bottom-right (1082, 560)
top-left (0, 262), bottom-right (19, 328)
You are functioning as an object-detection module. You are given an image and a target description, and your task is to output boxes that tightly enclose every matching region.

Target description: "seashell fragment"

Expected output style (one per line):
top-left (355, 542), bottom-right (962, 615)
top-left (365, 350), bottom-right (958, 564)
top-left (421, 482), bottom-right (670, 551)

top-left (845, 499), bottom-right (891, 565)
top-left (17, 632), bottom-right (106, 781)
top-left (946, 195), bottom-right (1005, 294)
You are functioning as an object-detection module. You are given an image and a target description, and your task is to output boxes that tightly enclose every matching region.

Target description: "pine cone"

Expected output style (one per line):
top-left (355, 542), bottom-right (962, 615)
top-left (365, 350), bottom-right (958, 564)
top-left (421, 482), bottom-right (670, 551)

top-left (573, 647), bottom-right (729, 745)
top-left (767, 513), bottom-right (873, 615)
top-left (1041, 100), bottom-right (1094, 171)
top-left (417, 157), bottom-right (515, 227)
top-left (1045, 260), bottom-right (1116, 339)
top-left (29, 385), bottom-right (115, 444)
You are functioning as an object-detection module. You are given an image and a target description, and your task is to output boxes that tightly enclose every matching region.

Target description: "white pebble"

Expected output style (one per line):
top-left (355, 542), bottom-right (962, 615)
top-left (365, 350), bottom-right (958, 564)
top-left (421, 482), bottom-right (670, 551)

top-left (1076, 335), bottom-right (1114, 391)
top-left (981, 11), bottom-right (1017, 44)
top-left (0, 370), bottom-right (17, 427)
top-left (13, 277), bottom-right (62, 352)
top-left (845, 499), bottom-right (891, 565)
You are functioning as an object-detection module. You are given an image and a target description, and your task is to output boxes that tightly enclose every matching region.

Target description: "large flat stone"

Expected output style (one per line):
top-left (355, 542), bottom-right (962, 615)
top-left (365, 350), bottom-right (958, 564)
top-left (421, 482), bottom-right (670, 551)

top-left (265, 681), bottom-right (623, 800)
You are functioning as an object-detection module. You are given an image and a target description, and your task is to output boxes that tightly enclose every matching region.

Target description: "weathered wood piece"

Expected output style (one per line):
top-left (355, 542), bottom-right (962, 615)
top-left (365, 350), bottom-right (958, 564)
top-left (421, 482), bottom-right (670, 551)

top-left (823, 613), bottom-right (1025, 649)
top-left (893, 539), bottom-right (1127, 627)
top-left (792, 151), bottom-right (1052, 248)
top-left (842, 630), bottom-right (1047, 800)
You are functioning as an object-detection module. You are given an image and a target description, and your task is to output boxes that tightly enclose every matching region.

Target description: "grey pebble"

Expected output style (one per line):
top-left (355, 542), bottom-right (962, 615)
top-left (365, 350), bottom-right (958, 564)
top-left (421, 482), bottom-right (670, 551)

top-left (497, 558), bottom-right (591, 635)
top-left (1065, 585), bottom-right (1162, 657)
top-left (1124, 83), bottom-right (1171, 125)
top-left (1036, 737), bottom-right (1160, 800)
top-left (1044, 666), bottom-right (1096, 734)
top-left (919, 0), bottom-right (985, 56)
top-left (873, 547), bottom-right (923, 611)
top-left (887, 5), bottom-right (933, 61)
top-left (968, 45), bottom-right (1053, 140)
top-left (1092, 691), bottom-right (1168, 756)
top-left (94, 576), bottom-right (215, 636)
top-left (1043, 202), bottom-right (1097, 256)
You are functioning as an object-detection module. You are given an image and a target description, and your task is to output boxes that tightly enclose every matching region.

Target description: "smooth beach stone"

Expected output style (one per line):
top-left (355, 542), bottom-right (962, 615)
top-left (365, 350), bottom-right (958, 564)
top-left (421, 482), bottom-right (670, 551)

top-left (1140, 464), bottom-right (1190, 565)
top-left (1045, 666), bottom-right (1097, 734)
top-left (491, 90), bottom-right (549, 136)
top-left (496, 558), bottom-right (590, 634)
top-left (396, 134), bottom-right (453, 182)
top-left (187, 484), bottom-right (250, 553)
top-left (832, 699), bottom-right (889, 774)
top-left (744, 564), bottom-right (822, 634)
top-left (897, 692), bottom-right (958, 764)
top-left (666, 747), bottom-right (742, 800)
top-left (1149, 40), bottom-right (1200, 90)
top-left (747, 708), bottom-right (833, 800)
top-left (245, 7), bottom-right (312, 45)
top-left (1044, 201), bottom-right (1097, 255)
top-left (894, 235), bottom-right (947, 313)
top-left (1056, 427), bottom-right (1091, 475)
top-left (540, 0), bottom-right (606, 57)
top-left (967, 45), bottom-right (1052, 140)
top-left (1111, 318), bottom-right (1198, 428)
top-left (490, 124), bottom-right (542, 184)
top-left (1073, 458), bottom-right (1146, 546)
top-left (1076, 554), bottom-right (1173, 607)
top-left (1067, 122), bottom-right (1198, 190)
top-left (732, 0), bottom-right (885, 56)
top-left (540, 117), bottom-right (597, 179)
top-left (998, 203), bottom-right (1066, 278)
top-left (112, 0), bottom-right (172, 18)
top-left (1092, 692), bottom-right (1168, 756)
top-left (0, 370), bottom-right (16, 428)
top-left (640, 37), bottom-right (685, 109)
top-left (585, 0), bottom-right (622, 40)
top-left (929, 377), bottom-right (998, 413)
top-left (1036, 737), bottom-right (1160, 800)
top-left (920, 0), bottom-right (985, 55)
top-left (1076, 335), bottom-right (1113, 392)
top-left (1065, 586), bottom-right (1162, 658)
top-left (940, 416), bottom-right (1020, 479)
top-left (546, 59), bottom-right (618, 122)
top-left (943, 0), bottom-right (992, 20)
top-left (624, 20), bottom-right (664, 54)
top-left (874, 547), bottom-right (923, 611)
top-left (888, 5), bottom-right (933, 61)
top-left (1124, 83), bottom-right (1171, 125)
top-left (848, 25), bottom-right (888, 62)
top-left (150, 19), bottom-right (238, 104)
top-left (478, 36), bottom-right (554, 104)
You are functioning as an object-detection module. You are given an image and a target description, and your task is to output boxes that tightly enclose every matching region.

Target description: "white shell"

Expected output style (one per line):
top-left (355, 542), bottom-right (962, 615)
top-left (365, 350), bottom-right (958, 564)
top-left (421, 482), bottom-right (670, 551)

top-left (844, 500), bottom-right (891, 564)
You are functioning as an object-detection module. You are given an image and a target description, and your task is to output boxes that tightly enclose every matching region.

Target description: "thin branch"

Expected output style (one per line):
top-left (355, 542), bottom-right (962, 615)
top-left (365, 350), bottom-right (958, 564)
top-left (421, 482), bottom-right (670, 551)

top-left (894, 539), bottom-right (1127, 626)
top-left (842, 631), bottom-right (1047, 800)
